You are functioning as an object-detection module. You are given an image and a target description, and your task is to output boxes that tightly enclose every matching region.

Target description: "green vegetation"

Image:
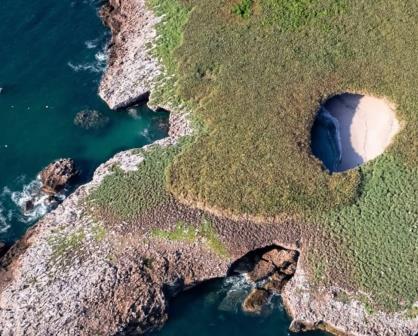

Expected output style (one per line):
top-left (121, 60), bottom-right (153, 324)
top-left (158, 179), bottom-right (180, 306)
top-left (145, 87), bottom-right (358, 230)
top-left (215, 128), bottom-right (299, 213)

top-left (91, 223), bottom-right (107, 242)
top-left (232, 0), bottom-right (253, 18)
top-left (145, 0), bottom-right (418, 312)
top-left (315, 156), bottom-right (418, 311)
top-left (261, 0), bottom-right (347, 30)
top-left (355, 294), bottom-right (376, 316)
top-left (88, 146), bottom-right (178, 221)
top-left (152, 218), bottom-right (229, 257)
top-left (334, 291), bottom-right (350, 305)
top-left (406, 306), bottom-right (418, 320)
top-left (152, 221), bottom-right (198, 242)
top-left (147, 0), bottom-right (191, 107)
top-left (48, 229), bottom-right (86, 263)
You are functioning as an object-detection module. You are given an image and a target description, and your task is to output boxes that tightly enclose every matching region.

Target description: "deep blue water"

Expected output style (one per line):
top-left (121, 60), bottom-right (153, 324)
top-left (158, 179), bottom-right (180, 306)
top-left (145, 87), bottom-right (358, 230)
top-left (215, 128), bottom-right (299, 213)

top-left (0, 1), bottom-right (328, 334)
top-left (152, 277), bottom-right (328, 336)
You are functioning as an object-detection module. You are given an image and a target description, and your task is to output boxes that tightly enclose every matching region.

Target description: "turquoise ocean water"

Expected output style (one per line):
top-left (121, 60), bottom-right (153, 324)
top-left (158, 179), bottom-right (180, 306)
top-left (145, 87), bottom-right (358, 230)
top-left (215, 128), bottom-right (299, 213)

top-left (0, 0), bottom-right (168, 242)
top-left (152, 277), bottom-right (328, 336)
top-left (0, 1), bottom-right (328, 335)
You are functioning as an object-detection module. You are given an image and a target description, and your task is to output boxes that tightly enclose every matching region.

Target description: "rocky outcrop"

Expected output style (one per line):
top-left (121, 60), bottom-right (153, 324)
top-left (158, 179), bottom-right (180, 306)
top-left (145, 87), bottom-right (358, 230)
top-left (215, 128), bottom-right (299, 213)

top-left (40, 158), bottom-right (78, 195)
top-left (0, 241), bottom-right (8, 259)
top-left (242, 288), bottom-right (271, 314)
top-left (98, 0), bottom-right (161, 109)
top-left (0, 0), bottom-right (416, 335)
top-left (282, 267), bottom-right (418, 336)
top-left (73, 109), bottom-right (110, 130)
top-left (232, 246), bottom-right (299, 314)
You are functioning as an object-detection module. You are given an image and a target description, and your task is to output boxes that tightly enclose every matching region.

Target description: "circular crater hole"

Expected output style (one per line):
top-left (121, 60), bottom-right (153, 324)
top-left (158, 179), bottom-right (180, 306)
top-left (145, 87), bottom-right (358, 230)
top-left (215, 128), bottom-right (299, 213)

top-left (311, 93), bottom-right (400, 172)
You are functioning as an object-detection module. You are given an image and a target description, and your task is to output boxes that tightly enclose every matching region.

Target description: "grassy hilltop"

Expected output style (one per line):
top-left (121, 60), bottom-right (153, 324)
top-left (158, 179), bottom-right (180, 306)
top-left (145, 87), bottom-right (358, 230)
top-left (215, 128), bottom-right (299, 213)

top-left (91, 0), bottom-right (418, 313)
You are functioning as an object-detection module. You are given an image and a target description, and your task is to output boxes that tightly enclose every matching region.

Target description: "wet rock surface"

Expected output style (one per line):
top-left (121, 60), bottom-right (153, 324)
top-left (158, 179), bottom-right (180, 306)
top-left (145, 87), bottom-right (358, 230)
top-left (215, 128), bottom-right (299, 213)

top-left (1, 0), bottom-right (417, 334)
top-left (0, 241), bottom-right (8, 259)
top-left (231, 246), bottom-right (299, 314)
top-left (242, 288), bottom-right (271, 314)
top-left (40, 158), bottom-right (78, 195)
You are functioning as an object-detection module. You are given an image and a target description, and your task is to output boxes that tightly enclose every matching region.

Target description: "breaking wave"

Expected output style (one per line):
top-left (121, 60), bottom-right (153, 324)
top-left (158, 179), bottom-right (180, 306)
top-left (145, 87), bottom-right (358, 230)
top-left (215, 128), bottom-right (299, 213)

top-left (218, 275), bottom-right (253, 313)
top-left (0, 202), bottom-right (12, 234)
top-left (0, 177), bottom-right (67, 234)
top-left (85, 38), bottom-right (99, 49)
top-left (68, 48), bottom-right (108, 73)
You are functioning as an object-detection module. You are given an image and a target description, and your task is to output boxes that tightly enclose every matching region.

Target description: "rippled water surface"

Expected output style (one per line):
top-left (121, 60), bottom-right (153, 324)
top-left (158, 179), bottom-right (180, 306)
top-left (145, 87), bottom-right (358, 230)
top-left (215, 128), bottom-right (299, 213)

top-left (0, 0), bottom-right (168, 241)
top-left (151, 277), bottom-right (328, 336)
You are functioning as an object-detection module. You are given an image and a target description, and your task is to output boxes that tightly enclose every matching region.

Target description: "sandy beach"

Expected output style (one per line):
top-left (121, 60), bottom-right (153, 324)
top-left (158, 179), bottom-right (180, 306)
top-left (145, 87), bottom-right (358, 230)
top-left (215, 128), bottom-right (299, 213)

top-left (324, 94), bottom-right (400, 171)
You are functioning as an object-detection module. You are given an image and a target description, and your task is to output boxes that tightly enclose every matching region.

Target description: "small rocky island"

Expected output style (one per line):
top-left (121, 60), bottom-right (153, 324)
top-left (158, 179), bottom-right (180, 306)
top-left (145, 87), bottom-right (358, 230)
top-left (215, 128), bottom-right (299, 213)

top-left (0, 0), bottom-right (417, 335)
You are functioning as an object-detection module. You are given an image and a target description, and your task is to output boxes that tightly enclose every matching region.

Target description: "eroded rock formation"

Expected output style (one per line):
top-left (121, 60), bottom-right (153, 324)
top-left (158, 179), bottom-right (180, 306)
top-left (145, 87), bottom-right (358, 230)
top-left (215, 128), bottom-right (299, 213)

top-left (40, 158), bottom-right (78, 195)
top-left (98, 0), bottom-right (161, 109)
top-left (0, 0), bottom-right (417, 335)
top-left (230, 246), bottom-right (299, 314)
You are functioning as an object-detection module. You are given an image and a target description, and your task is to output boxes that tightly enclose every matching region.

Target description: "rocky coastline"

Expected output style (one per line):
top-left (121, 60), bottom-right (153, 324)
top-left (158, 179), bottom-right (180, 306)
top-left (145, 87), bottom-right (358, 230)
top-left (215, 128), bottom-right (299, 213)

top-left (0, 0), bottom-right (417, 335)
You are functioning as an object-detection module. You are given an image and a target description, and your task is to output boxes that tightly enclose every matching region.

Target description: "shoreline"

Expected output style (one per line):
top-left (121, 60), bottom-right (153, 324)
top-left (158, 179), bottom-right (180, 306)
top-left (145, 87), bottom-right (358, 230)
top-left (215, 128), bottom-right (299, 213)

top-left (0, 0), bottom-right (416, 335)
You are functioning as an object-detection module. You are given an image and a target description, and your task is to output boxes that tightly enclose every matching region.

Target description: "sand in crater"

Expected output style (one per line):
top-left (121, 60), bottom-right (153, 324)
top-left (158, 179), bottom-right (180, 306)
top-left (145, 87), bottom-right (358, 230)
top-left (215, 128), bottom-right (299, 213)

top-left (324, 94), bottom-right (400, 171)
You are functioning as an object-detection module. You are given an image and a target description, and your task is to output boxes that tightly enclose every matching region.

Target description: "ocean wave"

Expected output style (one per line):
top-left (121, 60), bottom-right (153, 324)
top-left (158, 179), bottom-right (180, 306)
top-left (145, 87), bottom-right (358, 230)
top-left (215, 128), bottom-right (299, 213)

top-left (85, 39), bottom-right (99, 49)
top-left (68, 48), bottom-right (108, 73)
top-left (0, 204), bottom-right (11, 234)
top-left (95, 50), bottom-right (108, 63)
top-left (1, 177), bottom-right (66, 229)
top-left (68, 61), bottom-right (103, 73)
top-left (218, 275), bottom-right (253, 312)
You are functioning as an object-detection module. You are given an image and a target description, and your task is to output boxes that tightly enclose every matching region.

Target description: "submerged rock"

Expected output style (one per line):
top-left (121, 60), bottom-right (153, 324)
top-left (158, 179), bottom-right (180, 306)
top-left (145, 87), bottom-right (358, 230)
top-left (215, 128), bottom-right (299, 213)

top-left (242, 288), bottom-right (270, 314)
top-left (241, 246), bottom-right (299, 314)
top-left (23, 199), bottom-right (34, 213)
top-left (40, 158), bottom-right (78, 195)
top-left (74, 109), bottom-right (110, 130)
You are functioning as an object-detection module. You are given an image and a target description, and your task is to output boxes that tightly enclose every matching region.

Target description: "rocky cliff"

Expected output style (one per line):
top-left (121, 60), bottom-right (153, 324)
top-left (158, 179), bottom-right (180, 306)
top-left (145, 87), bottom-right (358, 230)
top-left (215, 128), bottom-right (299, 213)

top-left (0, 0), bottom-right (417, 335)
top-left (98, 0), bottom-right (161, 109)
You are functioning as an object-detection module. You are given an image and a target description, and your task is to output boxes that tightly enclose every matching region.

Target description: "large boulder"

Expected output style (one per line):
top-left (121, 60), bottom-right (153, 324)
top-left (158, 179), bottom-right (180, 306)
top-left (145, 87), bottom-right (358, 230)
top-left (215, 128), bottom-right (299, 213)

top-left (247, 259), bottom-right (276, 282)
top-left (242, 247), bottom-right (299, 314)
top-left (242, 288), bottom-right (270, 314)
top-left (261, 248), bottom-right (298, 269)
top-left (40, 159), bottom-right (78, 195)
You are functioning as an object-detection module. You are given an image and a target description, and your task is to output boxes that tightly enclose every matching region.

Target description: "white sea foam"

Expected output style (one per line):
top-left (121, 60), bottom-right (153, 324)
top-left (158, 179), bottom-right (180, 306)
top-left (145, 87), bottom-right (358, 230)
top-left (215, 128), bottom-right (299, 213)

top-left (128, 108), bottom-right (141, 120)
top-left (1, 178), bottom-right (66, 227)
top-left (85, 39), bottom-right (98, 49)
top-left (95, 50), bottom-right (108, 63)
top-left (0, 204), bottom-right (11, 234)
top-left (10, 179), bottom-right (48, 223)
top-left (68, 61), bottom-right (103, 73)
top-left (68, 47), bottom-right (108, 73)
top-left (218, 275), bottom-right (253, 312)
top-left (139, 128), bottom-right (152, 142)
